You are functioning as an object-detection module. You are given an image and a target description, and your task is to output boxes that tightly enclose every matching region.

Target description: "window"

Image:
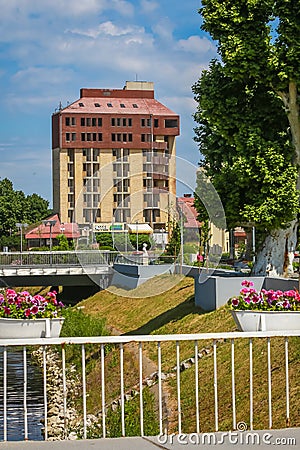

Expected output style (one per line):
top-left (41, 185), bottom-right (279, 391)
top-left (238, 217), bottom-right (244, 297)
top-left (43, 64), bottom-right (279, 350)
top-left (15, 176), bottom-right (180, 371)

top-left (123, 134), bottom-right (127, 142)
top-left (68, 149), bottom-right (74, 161)
top-left (117, 133), bottom-right (121, 142)
top-left (120, 103), bottom-right (125, 108)
top-left (93, 149), bottom-right (99, 160)
top-left (68, 163), bottom-right (74, 177)
top-left (66, 133), bottom-right (70, 141)
top-left (65, 117), bottom-right (70, 126)
top-left (93, 178), bottom-right (100, 190)
top-left (128, 118), bottom-right (132, 126)
top-left (92, 118), bottom-right (97, 126)
top-left (122, 118), bottom-right (126, 126)
top-left (98, 133), bottom-right (102, 141)
top-left (141, 134), bottom-right (151, 142)
top-left (111, 118), bottom-right (115, 126)
top-left (113, 149), bottom-right (121, 159)
top-left (133, 103), bottom-right (138, 108)
top-left (79, 102), bottom-right (84, 107)
top-left (107, 103), bottom-right (113, 107)
top-left (117, 118), bottom-right (121, 126)
top-left (68, 194), bottom-right (74, 208)
top-left (128, 134), bottom-right (132, 142)
top-left (81, 133), bottom-right (86, 141)
top-left (93, 133), bottom-right (97, 141)
top-left (165, 119), bottom-right (178, 128)
top-left (86, 118), bottom-right (91, 126)
top-left (141, 118), bottom-right (145, 127)
top-left (98, 118), bottom-right (102, 127)
top-left (81, 118), bottom-right (85, 126)
top-left (94, 103), bottom-right (100, 107)
top-left (71, 133), bottom-right (76, 141)
top-left (71, 117), bottom-right (76, 126)
top-left (154, 119), bottom-right (159, 127)
top-left (112, 134), bottom-right (116, 142)
top-left (86, 133), bottom-right (91, 141)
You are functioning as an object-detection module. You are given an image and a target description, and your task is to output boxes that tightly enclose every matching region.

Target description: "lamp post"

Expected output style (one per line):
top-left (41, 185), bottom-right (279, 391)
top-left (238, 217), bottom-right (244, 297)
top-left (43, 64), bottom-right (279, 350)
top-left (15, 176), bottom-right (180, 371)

top-left (136, 221), bottom-right (139, 252)
top-left (15, 223), bottom-right (28, 265)
top-left (42, 220), bottom-right (57, 265)
top-left (177, 202), bottom-right (184, 274)
top-left (111, 218), bottom-right (115, 250)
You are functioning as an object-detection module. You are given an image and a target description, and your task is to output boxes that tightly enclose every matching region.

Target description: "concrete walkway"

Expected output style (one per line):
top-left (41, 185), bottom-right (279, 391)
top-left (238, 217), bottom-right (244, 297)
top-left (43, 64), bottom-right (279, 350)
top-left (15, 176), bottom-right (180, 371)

top-left (0, 428), bottom-right (299, 449)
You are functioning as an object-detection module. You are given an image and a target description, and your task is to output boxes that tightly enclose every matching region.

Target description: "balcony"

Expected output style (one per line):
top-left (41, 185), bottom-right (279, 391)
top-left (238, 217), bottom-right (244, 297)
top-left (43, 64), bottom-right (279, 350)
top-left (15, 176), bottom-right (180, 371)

top-left (152, 141), bottom-right (167, 151)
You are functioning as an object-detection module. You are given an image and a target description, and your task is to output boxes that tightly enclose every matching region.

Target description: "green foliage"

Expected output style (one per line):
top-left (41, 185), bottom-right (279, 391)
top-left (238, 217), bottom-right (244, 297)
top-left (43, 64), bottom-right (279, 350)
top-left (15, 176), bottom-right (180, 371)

top-left (0, 178), bottom-right (50, 241)
top-left (61, 307), bottom-right (109, 339)
top-left (104, 389), bottom-right (159, 438)
top-left (164, 220), bottom-right (181, 256)
top-left (52, 234), bottom-right (73, 251)
top-left (193, 13), bottom-right (300, 233)
top-left (96, 232), bottom-right (113, 248)
top-left (128, 233), bottom-right (151, 252)
top-left (60, 307), bottom-right (110, 371)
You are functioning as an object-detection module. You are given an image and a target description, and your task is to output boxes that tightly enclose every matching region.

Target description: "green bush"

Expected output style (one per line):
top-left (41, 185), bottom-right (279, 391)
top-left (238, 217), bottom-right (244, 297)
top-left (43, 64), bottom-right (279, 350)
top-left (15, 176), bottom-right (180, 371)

top-left (60, 307), bottom-right (111, 372)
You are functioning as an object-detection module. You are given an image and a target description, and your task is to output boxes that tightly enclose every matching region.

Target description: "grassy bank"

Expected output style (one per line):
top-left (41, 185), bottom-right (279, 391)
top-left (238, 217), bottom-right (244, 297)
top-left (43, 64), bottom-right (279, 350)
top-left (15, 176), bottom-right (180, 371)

top-left (76, 274), bottom-right (300, 432)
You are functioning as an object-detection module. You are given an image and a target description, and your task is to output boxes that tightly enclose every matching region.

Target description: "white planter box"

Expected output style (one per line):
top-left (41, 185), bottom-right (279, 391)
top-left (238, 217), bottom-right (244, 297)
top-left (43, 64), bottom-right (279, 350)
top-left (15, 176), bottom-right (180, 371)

top-left (0, 317), bottom-right (64, 339)
top-left (231, 310), bottom-right (300, 332)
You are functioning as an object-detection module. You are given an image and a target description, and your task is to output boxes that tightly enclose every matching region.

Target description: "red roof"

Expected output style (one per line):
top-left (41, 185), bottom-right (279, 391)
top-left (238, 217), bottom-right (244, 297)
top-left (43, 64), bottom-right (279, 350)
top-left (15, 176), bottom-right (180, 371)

top-left (62, 97), bottom-right (178, 116)
top-left (25, 214), bottom-right (80, 240)
top-left (177, 197), bottom-right (202, 229)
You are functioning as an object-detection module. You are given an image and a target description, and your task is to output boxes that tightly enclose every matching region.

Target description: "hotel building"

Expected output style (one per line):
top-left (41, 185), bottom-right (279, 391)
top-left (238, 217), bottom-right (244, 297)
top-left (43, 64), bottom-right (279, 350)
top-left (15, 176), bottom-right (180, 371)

top-left (52, 81), bottom-right (179, 233)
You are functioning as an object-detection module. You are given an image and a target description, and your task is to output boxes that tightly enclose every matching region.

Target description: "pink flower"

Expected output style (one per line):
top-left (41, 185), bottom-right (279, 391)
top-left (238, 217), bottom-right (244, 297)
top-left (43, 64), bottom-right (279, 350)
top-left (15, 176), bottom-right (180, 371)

top-left (232, 298), bottom-right (239, 307)
top-left (3, 306), bottom-right (11, 315)
top-left (241, 280), bottom-right (254, 287)
top-left (30, 306), bottom-right (39, 315)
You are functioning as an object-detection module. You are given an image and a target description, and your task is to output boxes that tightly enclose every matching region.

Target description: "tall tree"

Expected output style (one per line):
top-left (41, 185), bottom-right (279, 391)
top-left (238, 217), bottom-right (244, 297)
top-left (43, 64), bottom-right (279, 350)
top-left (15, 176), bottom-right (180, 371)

top-left (194, 0), bottom-right (300, 275)
top-left (0, 178), bottom-right (50, 237)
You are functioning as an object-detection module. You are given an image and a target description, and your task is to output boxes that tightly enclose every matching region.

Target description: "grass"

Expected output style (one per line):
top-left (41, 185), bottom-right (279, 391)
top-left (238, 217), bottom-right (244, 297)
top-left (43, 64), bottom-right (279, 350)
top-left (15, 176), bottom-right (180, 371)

top-left (76, 274), bottom-right (300, 432)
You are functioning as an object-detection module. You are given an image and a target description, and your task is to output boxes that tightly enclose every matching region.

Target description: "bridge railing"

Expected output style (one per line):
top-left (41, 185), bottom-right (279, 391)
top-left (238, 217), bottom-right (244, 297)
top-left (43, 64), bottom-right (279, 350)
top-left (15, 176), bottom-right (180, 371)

top-left (0, 251), bottom-right (119, 267)
top-left (0, 330), bottom-right (299, 442)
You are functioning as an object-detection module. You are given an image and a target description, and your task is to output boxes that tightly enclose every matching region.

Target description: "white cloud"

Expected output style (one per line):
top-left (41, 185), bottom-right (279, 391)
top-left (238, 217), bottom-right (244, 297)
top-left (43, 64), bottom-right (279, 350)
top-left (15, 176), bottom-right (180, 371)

top-left (68, 21), bottom-right (144, 38)
top-left (140, 0), bottom-right (159, 14)
top-left (177, 35), bottom-right (215, 54)
top-left (152, 18), bottom-right (174, 41)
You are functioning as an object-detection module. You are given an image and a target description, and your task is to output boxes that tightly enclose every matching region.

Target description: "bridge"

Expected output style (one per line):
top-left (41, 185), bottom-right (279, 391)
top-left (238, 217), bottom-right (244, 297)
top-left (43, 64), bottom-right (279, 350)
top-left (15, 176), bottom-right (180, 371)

top-left (0, 251), bottom-right (116, 288)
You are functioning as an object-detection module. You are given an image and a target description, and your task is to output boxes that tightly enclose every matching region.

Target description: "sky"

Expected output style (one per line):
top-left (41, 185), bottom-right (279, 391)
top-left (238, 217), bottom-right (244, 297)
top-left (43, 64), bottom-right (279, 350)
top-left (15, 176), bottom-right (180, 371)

top-left (0, 0), bottom-right (218, 206)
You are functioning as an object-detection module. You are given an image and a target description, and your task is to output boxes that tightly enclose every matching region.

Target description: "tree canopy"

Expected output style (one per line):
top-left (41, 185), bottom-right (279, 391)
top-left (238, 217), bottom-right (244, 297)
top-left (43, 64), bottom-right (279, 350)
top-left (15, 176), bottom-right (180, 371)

top-left (193, 0), bottom-right (300, 274)
top-left (0, 178), bottom-right (50, 236)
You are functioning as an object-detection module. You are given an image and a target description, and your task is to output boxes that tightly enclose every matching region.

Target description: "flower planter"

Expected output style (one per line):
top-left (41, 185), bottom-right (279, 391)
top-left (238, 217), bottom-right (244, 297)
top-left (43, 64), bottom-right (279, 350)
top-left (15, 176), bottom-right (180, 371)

top-left (0, 317), bottom-right (64, 339)
top-left (231, 310), bottom-right (300, 332)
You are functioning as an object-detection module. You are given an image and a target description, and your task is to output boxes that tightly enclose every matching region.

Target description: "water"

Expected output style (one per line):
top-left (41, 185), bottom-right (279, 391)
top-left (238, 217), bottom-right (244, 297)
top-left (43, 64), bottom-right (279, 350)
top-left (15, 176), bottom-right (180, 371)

top-left (0, 347), bottom-right (44, 441)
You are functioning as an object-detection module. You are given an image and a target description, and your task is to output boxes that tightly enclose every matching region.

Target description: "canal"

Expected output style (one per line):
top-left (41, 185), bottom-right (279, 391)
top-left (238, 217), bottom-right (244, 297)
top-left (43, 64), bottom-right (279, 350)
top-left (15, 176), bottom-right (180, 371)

top-left (0, 347), bottom-right (44, 441)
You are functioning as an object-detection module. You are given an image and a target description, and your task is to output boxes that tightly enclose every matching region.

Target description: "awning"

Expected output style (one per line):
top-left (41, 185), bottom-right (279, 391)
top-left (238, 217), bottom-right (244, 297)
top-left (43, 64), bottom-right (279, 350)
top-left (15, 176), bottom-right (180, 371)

top-left (127, 224), bottom-right (153, 234)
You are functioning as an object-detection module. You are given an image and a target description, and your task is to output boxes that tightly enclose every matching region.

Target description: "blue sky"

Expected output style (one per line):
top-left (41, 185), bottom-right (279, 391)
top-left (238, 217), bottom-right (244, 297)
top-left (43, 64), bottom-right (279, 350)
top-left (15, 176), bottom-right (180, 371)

top-left (0, 0), bottom-right (217, 206)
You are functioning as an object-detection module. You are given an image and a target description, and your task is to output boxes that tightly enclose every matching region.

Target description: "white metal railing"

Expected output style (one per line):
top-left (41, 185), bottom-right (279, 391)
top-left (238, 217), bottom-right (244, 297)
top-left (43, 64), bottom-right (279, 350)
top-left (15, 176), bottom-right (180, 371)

top-left (0, 251), bottom-right (119, 267)
top-left (0, 330), bottom-right (299, 442)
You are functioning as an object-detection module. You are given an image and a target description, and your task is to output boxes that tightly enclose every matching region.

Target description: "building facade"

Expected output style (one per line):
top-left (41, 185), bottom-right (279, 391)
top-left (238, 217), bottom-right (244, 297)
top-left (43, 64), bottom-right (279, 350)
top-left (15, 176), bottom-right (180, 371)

top-left (52, 81), bottom-right (179, 232)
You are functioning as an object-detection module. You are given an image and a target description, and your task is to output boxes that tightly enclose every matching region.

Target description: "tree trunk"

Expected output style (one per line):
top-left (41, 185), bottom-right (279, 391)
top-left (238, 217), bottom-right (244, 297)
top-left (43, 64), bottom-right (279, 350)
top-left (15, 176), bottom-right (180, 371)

top-left (252, 219), bottom-right (298, 276)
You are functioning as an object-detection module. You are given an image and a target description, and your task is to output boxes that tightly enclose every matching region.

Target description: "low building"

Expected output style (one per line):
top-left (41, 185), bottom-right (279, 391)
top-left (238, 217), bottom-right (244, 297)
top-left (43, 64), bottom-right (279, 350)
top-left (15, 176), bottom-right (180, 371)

top-left (25, 214), bottom-right (80, 249)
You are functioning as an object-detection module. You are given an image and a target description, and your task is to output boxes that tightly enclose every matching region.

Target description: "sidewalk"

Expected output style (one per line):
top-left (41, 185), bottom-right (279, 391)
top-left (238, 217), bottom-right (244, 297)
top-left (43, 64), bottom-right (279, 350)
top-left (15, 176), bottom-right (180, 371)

top-left (0, 428), bottom-right (299, 449)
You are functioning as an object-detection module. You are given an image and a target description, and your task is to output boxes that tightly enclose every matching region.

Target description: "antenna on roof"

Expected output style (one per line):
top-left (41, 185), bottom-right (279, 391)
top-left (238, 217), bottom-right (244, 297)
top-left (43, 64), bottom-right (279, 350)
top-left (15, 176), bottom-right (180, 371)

top-left (135, 73), bottom-right (138, 81)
